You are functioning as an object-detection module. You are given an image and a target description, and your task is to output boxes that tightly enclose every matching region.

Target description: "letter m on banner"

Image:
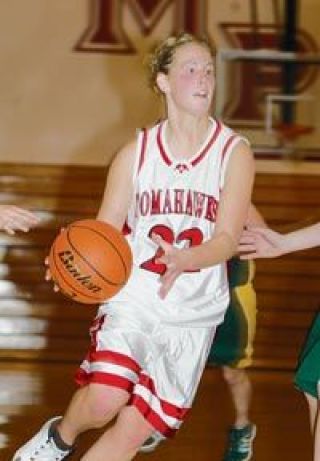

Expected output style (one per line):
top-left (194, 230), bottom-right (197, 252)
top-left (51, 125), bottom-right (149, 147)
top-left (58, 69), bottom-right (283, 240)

top-left (75, 0), bottom-right (208, 54)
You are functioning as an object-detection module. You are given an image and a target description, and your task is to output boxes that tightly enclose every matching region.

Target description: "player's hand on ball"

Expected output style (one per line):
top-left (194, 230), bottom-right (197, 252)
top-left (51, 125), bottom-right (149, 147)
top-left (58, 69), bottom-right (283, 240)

top-left (44, 257), bottom-right (60, 292)
top-left (47, 219), bottom-right (132, 304)
top-left (152, 234), bottom-right (185, 299)
top-left (45, 227), bottom-right (66, 292)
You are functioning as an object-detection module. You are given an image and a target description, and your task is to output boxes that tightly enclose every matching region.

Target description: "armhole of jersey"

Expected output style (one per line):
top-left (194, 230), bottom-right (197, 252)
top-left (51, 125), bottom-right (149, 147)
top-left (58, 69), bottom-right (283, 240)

top-left (219, 134), bottom-right (250, 189)
top-left (132, 128), bottom-right (148, 184)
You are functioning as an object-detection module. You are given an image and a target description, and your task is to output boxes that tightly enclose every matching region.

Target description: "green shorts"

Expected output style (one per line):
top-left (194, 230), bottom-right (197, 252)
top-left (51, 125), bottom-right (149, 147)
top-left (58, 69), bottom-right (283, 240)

top-left (207, 257), bottom-right (257, 369)
top-left (294, 311), bottom-right (320, 399)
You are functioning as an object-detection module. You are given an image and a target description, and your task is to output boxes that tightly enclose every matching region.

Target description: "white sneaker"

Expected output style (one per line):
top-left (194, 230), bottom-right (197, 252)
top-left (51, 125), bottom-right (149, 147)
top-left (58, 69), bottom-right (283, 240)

top-left (139, 432), bottom-right (163, 453)
top-left (12, 416), bottom-right (73, 461)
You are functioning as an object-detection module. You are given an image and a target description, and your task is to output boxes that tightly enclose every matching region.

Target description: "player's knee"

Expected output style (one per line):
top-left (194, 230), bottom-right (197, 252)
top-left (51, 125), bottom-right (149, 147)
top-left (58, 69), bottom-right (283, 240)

top-left (85, 384), bottom-right (129, 428)
top-left (222, 366), bottom-right (246, 386)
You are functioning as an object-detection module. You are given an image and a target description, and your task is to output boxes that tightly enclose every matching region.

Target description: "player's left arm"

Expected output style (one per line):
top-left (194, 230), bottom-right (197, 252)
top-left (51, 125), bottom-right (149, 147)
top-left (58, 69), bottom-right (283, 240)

top-left (193, 140), bottom-right (255, 267)
top-left (246, 203), bottom-right (267, 228)
top-left (154, 140), bottom-right (255, 297)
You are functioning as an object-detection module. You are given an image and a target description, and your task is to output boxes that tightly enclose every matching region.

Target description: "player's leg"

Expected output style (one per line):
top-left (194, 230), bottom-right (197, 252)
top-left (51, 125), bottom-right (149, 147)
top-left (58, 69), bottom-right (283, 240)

top-left (209, 258), bottom-right (257, 461)
top-left (304, 391), bottom-right (320, 461)
top-left (81, 405), bottom-right (154, 461)
top-left (58, 383), bottom-right (130, 444)
top-left (12, 305), bottom-right (150, 461)
top-left (304, 392), bottom-right (318, 432)
top-left (12, 384), bottom-right (130, 461)
top-left (294, 312), bottom-right (320, 461)
top-left (222, 366), bottom-right (252, 429)
top-left (139, 323), bottom-right (217, 454)
top-left (314, 383), bottom-right (320, 461)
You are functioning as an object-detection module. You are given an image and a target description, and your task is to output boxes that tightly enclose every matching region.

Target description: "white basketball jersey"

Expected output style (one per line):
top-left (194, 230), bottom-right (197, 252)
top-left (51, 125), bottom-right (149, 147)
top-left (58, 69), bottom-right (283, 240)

top-left (118, 118), bottom-right (244, 327)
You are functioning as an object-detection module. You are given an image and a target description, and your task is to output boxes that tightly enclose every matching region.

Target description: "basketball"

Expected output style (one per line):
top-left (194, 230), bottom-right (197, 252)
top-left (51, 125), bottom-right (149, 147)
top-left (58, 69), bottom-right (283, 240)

top-left (48, 219), bottom-right (133, 304)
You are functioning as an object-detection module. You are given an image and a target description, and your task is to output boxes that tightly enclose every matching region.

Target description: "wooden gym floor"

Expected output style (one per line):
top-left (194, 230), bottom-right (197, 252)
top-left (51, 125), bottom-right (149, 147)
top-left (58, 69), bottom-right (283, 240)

top-left (0, 362), bottom-right (312, 460)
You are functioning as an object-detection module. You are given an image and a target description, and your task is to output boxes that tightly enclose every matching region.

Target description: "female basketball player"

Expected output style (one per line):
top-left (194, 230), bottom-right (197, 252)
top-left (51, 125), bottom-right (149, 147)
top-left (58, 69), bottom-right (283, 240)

top-left (12, 33), bottom-right (255, 461)
top-left (0, 204), bottom-right (39, 234)
top-left (239, 222), bottom-right (320, 461)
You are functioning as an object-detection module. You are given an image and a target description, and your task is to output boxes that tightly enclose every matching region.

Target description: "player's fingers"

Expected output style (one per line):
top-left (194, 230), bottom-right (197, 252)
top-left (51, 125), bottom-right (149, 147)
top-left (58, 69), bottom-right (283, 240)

top-left (239, 234), bottom-right (256, 244)
top-left (6, 209), bottom-right (39, 230)
top-left (45, 268), bottom-right (52, 281)
top-left (238, 243), bottom-right (256, 253)
top-left (159, 269), bottom-right (179, 299)
top-left (239, 251), bottom-right (257, 260)
top-left (155, 254), bottom-right (169, 265)
top-left (152, 233), bottom-right (171, 253)
top-left (3, 225), bottom-right (15, 235)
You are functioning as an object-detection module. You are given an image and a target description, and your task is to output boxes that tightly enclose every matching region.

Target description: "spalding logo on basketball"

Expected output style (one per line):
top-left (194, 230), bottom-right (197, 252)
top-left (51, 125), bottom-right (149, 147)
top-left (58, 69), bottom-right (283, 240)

top-left (48, 219), bottom-right (133, 304)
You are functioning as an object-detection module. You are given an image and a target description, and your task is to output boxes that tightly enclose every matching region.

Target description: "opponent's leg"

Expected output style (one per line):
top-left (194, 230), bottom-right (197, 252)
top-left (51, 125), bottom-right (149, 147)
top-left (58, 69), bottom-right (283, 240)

top-left (222, 366), bottom-right (252, 428)
top-left (305, 392), bottom-right (318, 432)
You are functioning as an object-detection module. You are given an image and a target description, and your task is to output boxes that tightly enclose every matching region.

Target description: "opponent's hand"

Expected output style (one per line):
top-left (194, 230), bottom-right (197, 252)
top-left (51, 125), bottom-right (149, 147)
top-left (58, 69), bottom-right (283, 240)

top-left (152, 234), bottom-right (187, 299)
top-left (238, 227), bottom-right (285, 259)
top-left (0, 205), bottom-right (40, 234)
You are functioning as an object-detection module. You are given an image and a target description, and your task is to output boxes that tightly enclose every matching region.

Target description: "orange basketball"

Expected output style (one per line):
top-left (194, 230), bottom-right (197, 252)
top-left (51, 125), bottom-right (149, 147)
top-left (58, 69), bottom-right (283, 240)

top-left (48, 219), bottom-right (133, 304)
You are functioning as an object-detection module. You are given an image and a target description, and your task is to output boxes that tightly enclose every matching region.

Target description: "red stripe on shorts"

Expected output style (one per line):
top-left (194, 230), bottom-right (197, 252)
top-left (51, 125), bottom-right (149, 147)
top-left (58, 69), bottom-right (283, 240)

top-left (138, 373), bottom-right (189, 420)
top-left (88, 350), bottom-right (141, 373)
top-left (75, 369), bottom-right (134, 392)
top-left (131, 394), bottom-right (177, 437)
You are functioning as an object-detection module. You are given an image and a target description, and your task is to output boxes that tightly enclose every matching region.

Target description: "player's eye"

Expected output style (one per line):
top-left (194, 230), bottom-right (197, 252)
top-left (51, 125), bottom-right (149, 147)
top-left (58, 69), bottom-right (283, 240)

top-left (188, 65), bottom-right (196, 73)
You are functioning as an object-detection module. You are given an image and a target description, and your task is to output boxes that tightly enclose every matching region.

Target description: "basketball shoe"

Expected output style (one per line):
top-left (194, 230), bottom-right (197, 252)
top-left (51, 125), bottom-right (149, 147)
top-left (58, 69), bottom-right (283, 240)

top-left (223, 423), bottom-right (256, 461)
top-left (12, 416), bottom-right (73, 461)
top-left (139, 432), bottom-right (163, 453)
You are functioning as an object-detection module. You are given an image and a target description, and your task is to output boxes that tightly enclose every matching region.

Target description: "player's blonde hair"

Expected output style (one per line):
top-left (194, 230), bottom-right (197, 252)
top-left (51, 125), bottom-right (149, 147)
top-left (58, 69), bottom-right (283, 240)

top-left (146, 33), bottom-right (215, 94)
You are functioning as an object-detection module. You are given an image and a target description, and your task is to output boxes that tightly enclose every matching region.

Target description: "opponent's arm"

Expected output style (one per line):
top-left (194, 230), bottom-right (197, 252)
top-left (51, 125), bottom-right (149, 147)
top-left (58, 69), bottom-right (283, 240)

top-left (239, 222), bottom-right (320, 259)
top-left (0, 205), bottom-right (40, 234)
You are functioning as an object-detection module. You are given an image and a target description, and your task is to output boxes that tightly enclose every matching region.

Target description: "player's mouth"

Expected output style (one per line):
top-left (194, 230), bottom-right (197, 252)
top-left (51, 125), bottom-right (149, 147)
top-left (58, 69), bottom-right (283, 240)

top-left (194, 90), bottom-right (209, 100)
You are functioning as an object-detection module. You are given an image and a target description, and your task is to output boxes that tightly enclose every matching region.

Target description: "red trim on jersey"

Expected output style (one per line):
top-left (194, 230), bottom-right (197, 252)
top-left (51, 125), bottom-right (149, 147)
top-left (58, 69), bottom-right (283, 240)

top-left (221, 134), bottom-right (238, 163)
top-left (157, 123), bottom-right (172, 166)
top-left (122, 221), bottom-right (132, 236)
top-left (137, 128), bottom-right (148, 173)
top-left (191, 119), bottom-right (222, 167)
top-left (157, 119), bottom-right (222, 168)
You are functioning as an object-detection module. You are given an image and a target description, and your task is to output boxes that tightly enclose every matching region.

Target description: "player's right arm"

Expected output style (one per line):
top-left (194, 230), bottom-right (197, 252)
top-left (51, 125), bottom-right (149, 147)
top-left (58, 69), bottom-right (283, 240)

top-left (97, 139), bottom-right (137, 231)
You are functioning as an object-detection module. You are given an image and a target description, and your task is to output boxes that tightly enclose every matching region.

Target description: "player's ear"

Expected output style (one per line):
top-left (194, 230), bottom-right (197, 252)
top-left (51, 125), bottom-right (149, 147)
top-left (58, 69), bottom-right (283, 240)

top-left (156, 73), bottom-right (169, 94)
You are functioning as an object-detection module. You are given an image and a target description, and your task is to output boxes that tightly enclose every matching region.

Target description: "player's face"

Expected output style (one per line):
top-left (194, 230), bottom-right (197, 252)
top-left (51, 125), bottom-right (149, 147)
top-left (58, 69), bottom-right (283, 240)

top-left (162, 42), bottom-right (215, 117)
